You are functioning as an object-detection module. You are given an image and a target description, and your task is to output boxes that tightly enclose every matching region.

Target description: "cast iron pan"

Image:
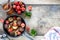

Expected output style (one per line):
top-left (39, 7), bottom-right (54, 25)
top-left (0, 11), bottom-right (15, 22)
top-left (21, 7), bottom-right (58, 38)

top-left (3, 15), bottom-right (26, 37)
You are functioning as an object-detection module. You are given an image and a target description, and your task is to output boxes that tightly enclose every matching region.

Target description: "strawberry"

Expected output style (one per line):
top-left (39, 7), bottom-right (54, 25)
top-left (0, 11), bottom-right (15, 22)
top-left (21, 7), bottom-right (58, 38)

top-left (22, 5), bottom-right (24, 7)
top-left (17, 7), bottom-right (21, 11)
top-left (14, 1), bottom-right (19, 5)
top-left (13, 5), bottom-right (16, 8)
top-left (21, 7), bottom-right (25, 11)
top-left (5, 24), bottom-right (8, 28)
top-left (17, 11), bottom-right (21, 14)
top-left (17, 32), bottom-right (21, 35)
top-left (21, 23), bottom-right (25, 28)
top-left (13, 16), bottom-right (16, 20)
top-left (8, 28), bottom-right (13, 32)
top-left (26, 26), bottom-right (30, 32)
top-left (13, 23), bottom-right (17, 26)
top-left (28, 6), bottom-right (32, 11)
top-left (6, 20), bottom-right (9, 24)
top-left (16, 6), bottom-right (20, 10)
top-left (0, 19), bottom-right (4, 23)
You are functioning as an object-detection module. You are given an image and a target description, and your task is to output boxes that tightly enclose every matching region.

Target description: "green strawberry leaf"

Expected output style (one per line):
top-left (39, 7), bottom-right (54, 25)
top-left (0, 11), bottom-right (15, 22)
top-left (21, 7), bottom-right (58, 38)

top-left (24, 11), bottom-right (32, 17)
top-left (30, 29), bottom-right (37, 37)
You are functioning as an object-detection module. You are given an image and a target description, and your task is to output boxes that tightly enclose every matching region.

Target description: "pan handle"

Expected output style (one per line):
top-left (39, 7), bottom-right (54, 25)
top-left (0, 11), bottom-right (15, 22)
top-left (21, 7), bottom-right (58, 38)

top-left (0, 34), bottom-right (10, 40)
top-left (22, 32), bottom-right (34, 40)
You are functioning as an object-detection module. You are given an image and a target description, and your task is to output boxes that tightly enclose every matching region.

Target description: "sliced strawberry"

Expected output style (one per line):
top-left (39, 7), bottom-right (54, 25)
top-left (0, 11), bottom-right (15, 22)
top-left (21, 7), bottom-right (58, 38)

top-left (6, 20), bottom-right (9, 24)
top-left (17, 32), bottom-right (21, 35)
top-left (8, 28), bottom-right (13, 32)
top-left (13, 23), bottom-right (17, 26)
top-left (21, 23), bottom-right (25, 28)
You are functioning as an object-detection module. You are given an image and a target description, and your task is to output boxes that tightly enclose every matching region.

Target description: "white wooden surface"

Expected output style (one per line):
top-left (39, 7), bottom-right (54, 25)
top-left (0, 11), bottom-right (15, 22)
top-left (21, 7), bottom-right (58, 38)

top-left (0, 0), bottom-right (60, 40)
top-left (0, 0), bottom-right (60, 4)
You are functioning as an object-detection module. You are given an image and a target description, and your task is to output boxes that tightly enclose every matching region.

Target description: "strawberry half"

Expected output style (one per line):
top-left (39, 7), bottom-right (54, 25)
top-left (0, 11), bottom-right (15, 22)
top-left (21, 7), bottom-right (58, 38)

top-left (21, 23), bottom-right (25, 28)
top-left (8, 28), bottom-right (13, 32)
top-left (6, 20), bottom-right (9, 24)
top-left (13, 23), bottom-right (17, 26)
top-left (17, 32), bottom-right (21, 35)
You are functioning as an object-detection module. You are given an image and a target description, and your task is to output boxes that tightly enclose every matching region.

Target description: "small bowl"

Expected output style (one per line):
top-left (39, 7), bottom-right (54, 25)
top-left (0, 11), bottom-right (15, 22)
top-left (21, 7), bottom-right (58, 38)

top-left (12, 1), bottom-right (26, 15)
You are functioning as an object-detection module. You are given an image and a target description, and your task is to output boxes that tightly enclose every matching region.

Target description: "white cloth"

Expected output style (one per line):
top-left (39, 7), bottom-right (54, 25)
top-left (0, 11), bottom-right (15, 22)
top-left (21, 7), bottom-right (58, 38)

top-left (44, 27), bottom-right (60, 40)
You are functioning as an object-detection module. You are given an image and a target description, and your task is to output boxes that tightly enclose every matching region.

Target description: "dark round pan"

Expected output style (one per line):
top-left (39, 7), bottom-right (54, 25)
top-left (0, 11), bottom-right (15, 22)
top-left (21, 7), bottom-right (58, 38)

top-left (3, 15), bottom-right (26, 37)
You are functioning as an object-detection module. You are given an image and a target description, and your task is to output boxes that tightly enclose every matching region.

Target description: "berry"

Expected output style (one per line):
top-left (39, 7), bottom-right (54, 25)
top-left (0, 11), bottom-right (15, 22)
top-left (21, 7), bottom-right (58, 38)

top-left (17, 11), bottom-right (21, 14)
top-left (0, 19), bottom-right (4, 23)
top-left (13, 23), bottom-right (17, 26)
top-left (8, 28), bottom-right (13, 32)
top-left (13, 5), bottom-right (16, 8)
top-left (17, 32), bottom-right (21, 35)
top-left (22, 5), bottom-right (24, 7)
top-left (13, 16), bottom-right (16, 19)
top-left (21, 23), bottom-right (25, 28)
top-left (6, 20), bottom-right (9, 24)
top-left (28, 6), bottom-right (32, 11)
top-left (16, 6), bottom-right (20, 10)
top-left (17, 8), bottom-right (21, 11)
top-left (26, 26), bottom-right (30, 32)
top-left (21, 7), bottom-right (25, 11)
top-left (14, 2), bottom-right (19, 5)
